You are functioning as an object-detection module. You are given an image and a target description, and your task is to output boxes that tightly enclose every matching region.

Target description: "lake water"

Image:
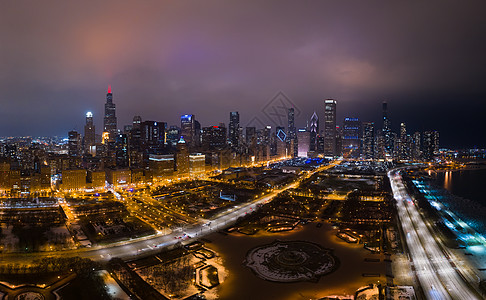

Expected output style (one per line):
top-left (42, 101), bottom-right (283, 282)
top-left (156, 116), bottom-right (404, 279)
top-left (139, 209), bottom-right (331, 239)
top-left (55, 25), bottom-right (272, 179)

top-left (207, 223), bottom-right (386, 300)
top-left (436, 168), bottom-right (486, 207)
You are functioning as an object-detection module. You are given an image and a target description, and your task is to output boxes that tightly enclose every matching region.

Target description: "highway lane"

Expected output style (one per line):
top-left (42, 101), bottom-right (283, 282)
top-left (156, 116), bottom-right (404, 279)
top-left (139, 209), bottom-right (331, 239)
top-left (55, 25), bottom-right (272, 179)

top-left (389, 169), bottom-right (480, 300)
top-left (0, 162), bottom-right (335, 265)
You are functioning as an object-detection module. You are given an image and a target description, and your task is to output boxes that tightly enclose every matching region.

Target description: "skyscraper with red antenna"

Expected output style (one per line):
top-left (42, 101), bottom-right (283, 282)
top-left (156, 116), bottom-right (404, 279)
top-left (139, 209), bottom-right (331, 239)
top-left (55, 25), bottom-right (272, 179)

top-left (103, 85), bottom-right (117, 142)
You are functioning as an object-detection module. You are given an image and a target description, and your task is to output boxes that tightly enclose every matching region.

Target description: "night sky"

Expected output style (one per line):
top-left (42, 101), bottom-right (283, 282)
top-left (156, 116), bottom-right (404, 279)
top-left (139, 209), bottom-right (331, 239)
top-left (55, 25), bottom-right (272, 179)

top-left (1, 1), bottom-right (485, 148)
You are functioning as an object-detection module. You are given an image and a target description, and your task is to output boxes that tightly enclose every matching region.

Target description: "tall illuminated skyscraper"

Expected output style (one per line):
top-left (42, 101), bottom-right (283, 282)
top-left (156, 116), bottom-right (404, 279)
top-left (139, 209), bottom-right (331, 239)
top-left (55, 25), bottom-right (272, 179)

top-left (342, 117), bottom-right (361, 158)
top-left (398, 122), bottom-right (409, 160)
top-left (382, 101), bottom-right (393, 157)
top-left (103, 86), bottom-right (117, 141)
top-left (202, 126), bottom-right (227, 150)
top-left (84, 112), bottom-right (95, 152)
top-left (166, 126), bottom-right (181, 148)
top-left (423, 131), bottom-right (439, 161)
top-left (362, 122), bottom-right (375, 159)
top-left (115, 133), bottom-right (129, 168)
top-left (68, 130), bottom-right (81, 157)
top-left (309, 112), bottom-right (319, 151)
top-left (288, 108), bottom-right (297, 156)
top-left (176, 137), bottom-right (189, 175)
top-left (324, 99), bottom-right (337, 157)
top-left (297, 128), bottom-right (310, 157)
top-left (412, 132), bottom-right (422, 160)
top-left (129, 116), bottom-right (143, 164)
top-left (181, 114), bottom-right (195, 147)
top-left (229, 111), bottom-right (240, 150)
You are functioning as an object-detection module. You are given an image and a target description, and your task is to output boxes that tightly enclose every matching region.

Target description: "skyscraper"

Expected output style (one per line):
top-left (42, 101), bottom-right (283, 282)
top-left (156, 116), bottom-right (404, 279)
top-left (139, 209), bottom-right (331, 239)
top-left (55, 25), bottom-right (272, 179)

top-left (166, 126), bottom-right (181, 148)
top-left (103, 86), bottom-right (117, 141)
top-left (362, 122), bottom-right (375, 159)
top-left (246, 127), bottom-right (256, 145)
top-left (132, 115), bottom-right (142, 130)
top-left (342, 117), bottom-right (361, 158)
top-left (288, 108), bottom-right (297, 157)
top-left (297, 128), bottom-right (310, 157)
top-left (324, 99), bottom-right (337, 157)
top-left (382, 101), bottom-right (393, 157)
top-left (181, 114), bottom-right (195, 147)
top-left (68, 130), bottom-right (81, 157)
top-left (309, 112), bottom-right (319, 152)
top-left (141, 121), bottom-right (166, 154)
top-left (202, 126), bottom-right (227, 150)
top-left (84, 112), bottom-right (95, 153)
top-left (335, 125), bottom-right (343, 156)
top-left (229, 111), bottom-right (240, 150)
top-left (129, 116), bottom-right (143, 167)
top-left (115, 133), bottom-right (129, 168)
top-left (412, 132), bottom-right (421, 160)
top-left (276, 126), bottom-right (287, 157)
top-left (423, 131), bottom-right (439, 161)
top-left (194, 120), bottom-right (201, 147)
top-left (261, 126), bottom-right (271, 145)
top-left (398, 122), bottom-right (410, 160)
top-left (176, 137), bottom-right (189, 175)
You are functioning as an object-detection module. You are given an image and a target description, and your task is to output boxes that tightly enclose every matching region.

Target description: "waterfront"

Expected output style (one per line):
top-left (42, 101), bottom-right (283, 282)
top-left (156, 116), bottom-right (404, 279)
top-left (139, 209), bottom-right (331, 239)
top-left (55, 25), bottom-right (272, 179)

top-left (207, 223), bottom-right (386, 300)
top-left (437, 168), bottom-right (486, 207)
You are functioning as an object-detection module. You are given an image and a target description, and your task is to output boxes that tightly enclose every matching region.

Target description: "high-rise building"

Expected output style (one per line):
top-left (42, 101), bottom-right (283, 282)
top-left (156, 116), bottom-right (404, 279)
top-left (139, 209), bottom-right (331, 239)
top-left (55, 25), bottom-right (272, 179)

top-left (128, 116), bottom-right (143, 167)
top-left (400, 122), bottom-right (406, 140)
top-left (309, 112), bottom-right (319, 152)
top-left (276, 126), bottom-right (287, 158)
top-left (342, 117), bottom-right (361, 158)
top-left (141, 121), bottom-right (166, 154)
top-left (288, 108), bottom-right (295, 138)
top-left (130, 115), bottom-right (143, 150)
top-left (245, 127), bottom-right (256, 145)
top-left (335, 125), bottom-right (343, 156)
top-left (115, 133), bottom-right (129, 168)
top-left (423, 131), bottom-right (439, 161)
top-left (149, 154), bottom-right (174, 177)
top-left (297, 128), bottom-right (310, 157)
top-left (62, 169), bottom-right (86, 190)
top-left (317, 134), bottom-right (325, 154)
top-left (362, 122), bottom-right (375, 159)
top-left (103, 86), bottom-right (117, 141)
top-left (412, 132), bottom-right (421, 160)
top-left (324, 99), bottom-right (337, 157)
top-left (229, 112), bottom-right (240, 150)
top-left (382, 101), bottom-right (393, 157)
top-left (391, 132), bottom-right (399, 158)
top-left (84, 112), bottom-right (95, 154)
top-left (166, 126), bottom-right (181, 148)
top-left (68, 130), bottom-right (81, 157)
top-left (176, 137), bottom-right (189, 175)
top-left (194, 120), bottom-right (201, 147)
top-left (181, 114), bottom-right (195, 147)
top-left (258, 126), bottom-right (271, 145)
top-left (374, 133), bottom-right (385, 160)
top-left (132, 115), bottom-right (142, 130)
top-left (202, 126), bottom-right (227, 150)
top-left (189, 153), bottom-right (206, 175)
top-left (398, 122), bottom-right (410, 160)
top-left (287, 108), bottom-right (297, 156)
top-left (123, 125), bottom-right (133, 134)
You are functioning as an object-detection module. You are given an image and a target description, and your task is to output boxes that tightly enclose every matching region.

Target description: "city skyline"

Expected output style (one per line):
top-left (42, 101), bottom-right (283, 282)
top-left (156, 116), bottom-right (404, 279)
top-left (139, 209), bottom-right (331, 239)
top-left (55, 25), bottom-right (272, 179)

top-left (0, 1), bottom-right (485, 148)
top-left (1, 2), bottom-right (486, 298)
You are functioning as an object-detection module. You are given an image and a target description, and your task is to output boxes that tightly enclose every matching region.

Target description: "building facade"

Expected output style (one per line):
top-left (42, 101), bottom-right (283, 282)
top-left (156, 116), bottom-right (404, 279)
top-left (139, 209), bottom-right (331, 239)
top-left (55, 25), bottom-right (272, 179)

top-left (324, 99), bottom-right (337, 157)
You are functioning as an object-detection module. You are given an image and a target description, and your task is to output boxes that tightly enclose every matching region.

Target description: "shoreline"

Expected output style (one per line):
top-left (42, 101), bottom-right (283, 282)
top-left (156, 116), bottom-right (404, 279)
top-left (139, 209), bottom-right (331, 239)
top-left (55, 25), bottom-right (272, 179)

top-left (432, 164), bottom-right (486, 173)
